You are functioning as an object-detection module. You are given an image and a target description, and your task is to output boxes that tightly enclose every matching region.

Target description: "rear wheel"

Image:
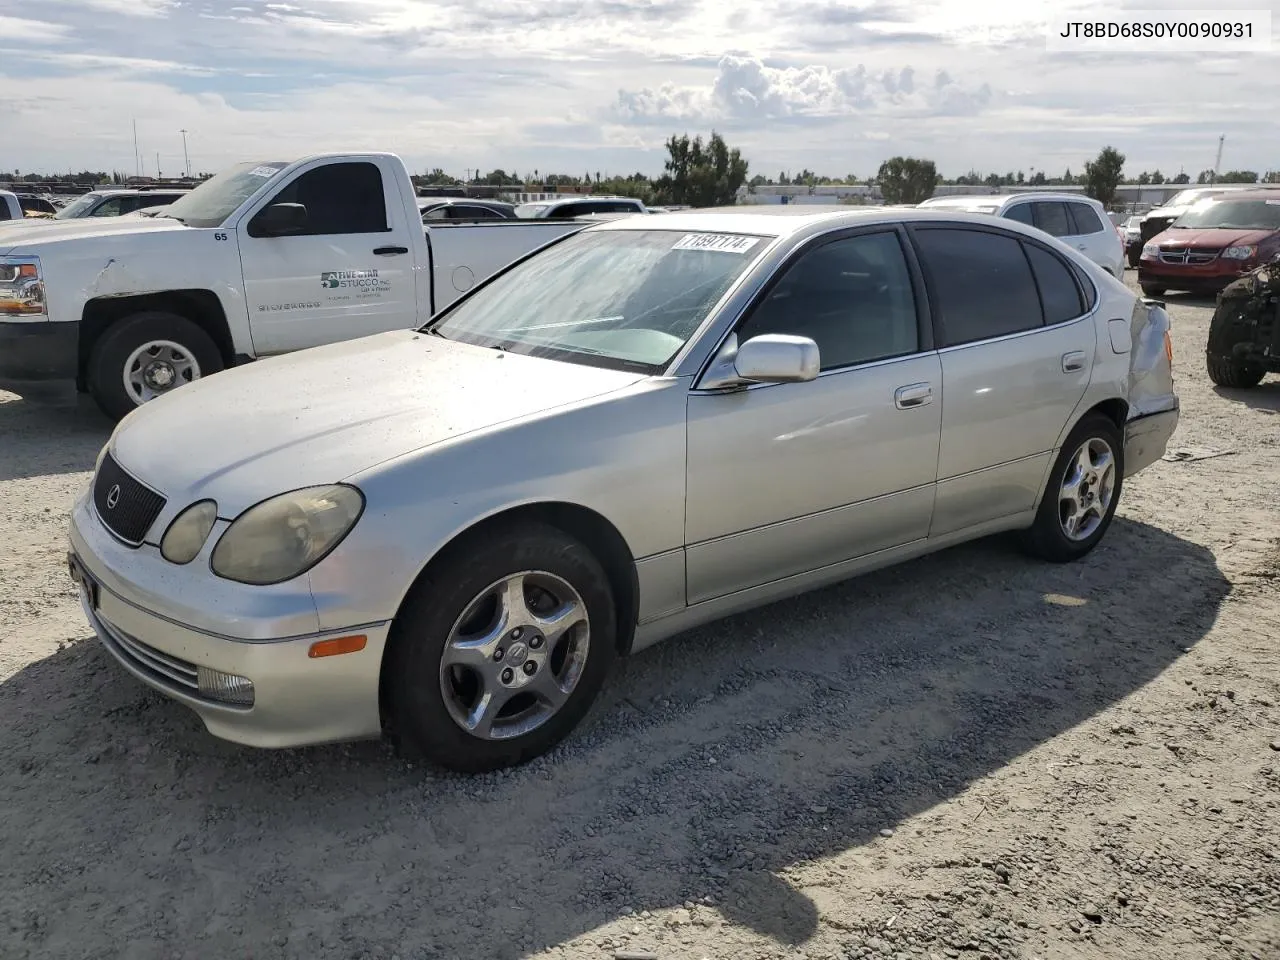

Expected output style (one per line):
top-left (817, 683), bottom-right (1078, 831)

top-left (385, 522), bottom-right (617, 772)
top-left (1022, 414), bottom-right (1124, 563)
top-left (1206, 353), bottom-right (1266, 388)
top-left (1140, 282), bottom-right (1166, 297)
top-left (87, 311), bottom-right (223, 421)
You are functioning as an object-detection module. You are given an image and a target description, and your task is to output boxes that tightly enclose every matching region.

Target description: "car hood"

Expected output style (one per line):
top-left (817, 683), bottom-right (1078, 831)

top-left (0, 215), bottom-right (185, 254)
top-left (109, 329), bottom-right (649, 514)
top-left (1153, 226), bottom-right (1277, 248)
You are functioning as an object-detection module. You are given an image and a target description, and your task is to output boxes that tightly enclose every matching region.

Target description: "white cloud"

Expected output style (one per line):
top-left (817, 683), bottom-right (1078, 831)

top-left (615, 56), bottom-right (993, 122)
top-left (42, 0), bottom-right (177, 15)
top-left (0, 15), bottom-right (71, 40)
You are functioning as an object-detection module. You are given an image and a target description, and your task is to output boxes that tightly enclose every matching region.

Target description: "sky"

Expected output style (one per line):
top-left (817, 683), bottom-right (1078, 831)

top-left (1, 0), bottom-right (1277, 180)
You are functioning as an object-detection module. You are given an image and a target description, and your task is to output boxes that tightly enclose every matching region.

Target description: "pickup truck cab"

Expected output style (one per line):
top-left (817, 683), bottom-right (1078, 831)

top-left (0, 152), bottom-right (591, 419)
top-left (1, 191), bottom-right (56, 221)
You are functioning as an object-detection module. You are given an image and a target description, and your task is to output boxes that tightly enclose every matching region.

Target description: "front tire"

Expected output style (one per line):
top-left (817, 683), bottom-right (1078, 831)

top-left (1206, 353), bottom-right (1266, 388)
top-left (385, 522), bottom-right (617, 773)
top-left (1140, 282), bottom-right (1166, 298)
top-left (87, 311), bottom-right (223, 421)
top-left (1022, 414), bottom-right (1124, 563)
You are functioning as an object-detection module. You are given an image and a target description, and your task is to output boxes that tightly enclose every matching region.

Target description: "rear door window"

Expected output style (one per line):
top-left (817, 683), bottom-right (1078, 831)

top-left (1031, 202), bottom-right (1072, 237)
top-left (912, 227), bottom-right (1044, 345)
top-left (1004, 204), bottom-right (1034, 225)
top-left (1066, 202), bottom-right (1106, 235)
top-left (1023, 243), bottom-right (1084, 324)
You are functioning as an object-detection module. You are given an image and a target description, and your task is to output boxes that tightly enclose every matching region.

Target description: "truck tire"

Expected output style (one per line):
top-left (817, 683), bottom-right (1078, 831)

top-left (87, 311), bottom-right (224, 422)
top-left (1140, 283), bottom-right (1166, 297)
top-left (1206, 353), bottom-right (1265, 388)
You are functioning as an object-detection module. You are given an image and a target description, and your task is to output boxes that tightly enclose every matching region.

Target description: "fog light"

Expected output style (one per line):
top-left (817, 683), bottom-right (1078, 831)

top-left (197, 666), bottom-right (255, 706)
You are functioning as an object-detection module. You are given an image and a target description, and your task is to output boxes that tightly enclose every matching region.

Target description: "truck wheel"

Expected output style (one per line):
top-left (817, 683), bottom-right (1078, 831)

top-left (1140, 283), bottom-right (1166, 297)
top-left (1021, 413), bottom-right (1124, 564)
top-left (1127, 251), bottom-right (1140, 268)
top-left (87, 311), bottom-right (223, 421)
top-left (1206, 353), bottom-right (1265, 388)
top-left (385, 522), bottom-right (617, 773)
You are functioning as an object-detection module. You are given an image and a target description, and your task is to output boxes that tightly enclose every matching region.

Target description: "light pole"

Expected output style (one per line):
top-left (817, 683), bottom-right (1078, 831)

top-left (180, 129), bottom-right (191, 178)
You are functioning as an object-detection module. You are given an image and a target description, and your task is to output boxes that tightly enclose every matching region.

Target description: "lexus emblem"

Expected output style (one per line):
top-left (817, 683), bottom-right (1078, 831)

top-left (105, 484), bottom-right (121, 510)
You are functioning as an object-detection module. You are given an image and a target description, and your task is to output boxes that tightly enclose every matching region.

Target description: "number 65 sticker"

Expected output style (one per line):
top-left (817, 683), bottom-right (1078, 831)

top-left (214, 232), bottom-right (228, 241)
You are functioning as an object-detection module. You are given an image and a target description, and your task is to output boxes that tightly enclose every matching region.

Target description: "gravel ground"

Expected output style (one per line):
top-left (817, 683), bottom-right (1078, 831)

top-left (1, 276), bottom-right (1278, 960)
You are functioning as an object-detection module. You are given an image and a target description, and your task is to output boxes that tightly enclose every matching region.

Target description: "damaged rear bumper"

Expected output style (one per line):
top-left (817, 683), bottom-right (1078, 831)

top-left (1124, 404), bottom-right (1179, 478)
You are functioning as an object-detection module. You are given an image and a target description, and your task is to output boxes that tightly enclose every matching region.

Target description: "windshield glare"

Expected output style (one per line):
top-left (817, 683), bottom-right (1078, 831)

top-left (161, 161), bottom-right (289, 227)
top-left (1172, 199), bottom-right (1280, 231)
top-left (514, 203), bottom-right (549, 218)
top-left (54, 194), bottom-right (101, 219)
top-left (429, 229), bottom-right (770, 372)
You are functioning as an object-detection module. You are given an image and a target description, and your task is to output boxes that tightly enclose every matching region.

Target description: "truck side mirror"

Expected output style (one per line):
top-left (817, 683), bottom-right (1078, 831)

top-left (251, 202), bottom-right (309, 237)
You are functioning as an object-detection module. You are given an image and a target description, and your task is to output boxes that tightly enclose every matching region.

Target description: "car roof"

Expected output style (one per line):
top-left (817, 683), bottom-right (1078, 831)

top-left (1203, 191), bottom-right (1280, 202)
top-left (921, 192), bottom-right (1095, 206)
top-left (589, 205), bottom-right (1071, 240)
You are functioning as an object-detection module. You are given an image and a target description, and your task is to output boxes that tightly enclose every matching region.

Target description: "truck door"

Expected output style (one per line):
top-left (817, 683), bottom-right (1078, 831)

top-left (238, 157), bottom-right (419, 355)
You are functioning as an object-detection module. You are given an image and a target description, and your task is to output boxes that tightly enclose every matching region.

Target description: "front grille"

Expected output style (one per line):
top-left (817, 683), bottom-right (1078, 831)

top-left (96, 613), bottom-right (200, 695)
top-left (92, 452), bottom-right (166, 546)
top-left (1159, 249), bottom-right (1219, 265)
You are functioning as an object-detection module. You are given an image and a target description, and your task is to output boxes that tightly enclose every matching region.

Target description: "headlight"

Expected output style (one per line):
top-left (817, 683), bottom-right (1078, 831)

top-left (0, 256), bottom-right (46, 319)
top-left (210, 484), bottom-right (364, 585)
top-left (1141, 244), bottom-right (1159, 258)
top-left (160, 500), bottom-right (218, 564)
top-left (1222, 245), bottom-right (1257, 260)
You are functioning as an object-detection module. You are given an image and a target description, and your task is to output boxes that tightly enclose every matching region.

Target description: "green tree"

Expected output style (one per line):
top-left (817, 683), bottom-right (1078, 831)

top-left (1195, 169), bottom-right (1214, 184)
top-left (1029, 170), bottom-right (1047, 185)
top-left (1084, 147), bottom-right (1125, 207)
top-left (876, 156), bottom-right (939, 204)
top-left (1264, 170), bottom-right (1280, 183)
top-left (1219, 170), bottom-right (1258, 183)
top-left (1150, 169), bottom-right (1165, 184)
top-left (654, 131), bottom-right (749, 207)
top-left (1172, 171), bottom-right (1191, 184)
top-left (1136, 171), bottom-right (1151, 185)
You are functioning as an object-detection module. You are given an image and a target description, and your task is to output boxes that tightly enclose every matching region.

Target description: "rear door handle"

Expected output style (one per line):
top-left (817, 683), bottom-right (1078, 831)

top-left (373, 246), bottom-right (409, 255)
top-left (894, 382), bottom-right (932, 409)
top-left (1062, 351), bottom-right (1086, 372)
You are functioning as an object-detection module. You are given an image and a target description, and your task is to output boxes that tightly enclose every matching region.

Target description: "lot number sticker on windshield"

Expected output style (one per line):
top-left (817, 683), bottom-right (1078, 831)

top-left (672, 233), bottom-right (761, 254)
top-left (247, 165), bottom-right (279, 178)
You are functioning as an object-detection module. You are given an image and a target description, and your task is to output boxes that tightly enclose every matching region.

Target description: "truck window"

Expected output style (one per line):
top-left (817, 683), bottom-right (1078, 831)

top-left (258, 161), bottom-right (389, 235)
top-left (90, 197), bottom-right (126, 217)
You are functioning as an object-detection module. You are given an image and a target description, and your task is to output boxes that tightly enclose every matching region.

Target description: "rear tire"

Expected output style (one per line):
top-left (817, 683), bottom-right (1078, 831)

top-left (87, 311), bottom-right (223, 422)
top-left (385, 522), bottom-right (617, 773)
top-left (1022, 413), bottom-right (1124, 563)
top-left (1206, 353), bottom-right (1266, 388)
top-left (1140, 283), bottom-right (1166, 297)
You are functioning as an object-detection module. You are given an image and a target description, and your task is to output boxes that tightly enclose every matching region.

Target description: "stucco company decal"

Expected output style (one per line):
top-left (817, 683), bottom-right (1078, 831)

top-left (321, 269), bottom-right (391, 292)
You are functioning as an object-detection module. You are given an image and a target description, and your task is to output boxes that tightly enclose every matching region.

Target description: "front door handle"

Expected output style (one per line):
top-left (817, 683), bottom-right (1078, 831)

top-left (1062, 351), bottom-right (1086, 372)
top-left (894, 382), bottom-right (932, 409)
top-left (373, 246), bottom-right (409, 255)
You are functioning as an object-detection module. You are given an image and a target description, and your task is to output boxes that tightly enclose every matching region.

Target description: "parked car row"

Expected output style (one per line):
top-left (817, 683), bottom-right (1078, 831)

top-left (7, 159), bottom-right (1179, 771)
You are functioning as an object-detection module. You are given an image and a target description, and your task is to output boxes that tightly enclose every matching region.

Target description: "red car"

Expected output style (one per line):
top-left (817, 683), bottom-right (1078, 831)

top-left (1138, 191), bottom-right (1280, 297)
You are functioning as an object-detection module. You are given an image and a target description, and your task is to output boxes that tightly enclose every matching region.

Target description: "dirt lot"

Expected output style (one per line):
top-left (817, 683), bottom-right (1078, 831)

top-left (1, 278), bottom-right (1278, 960)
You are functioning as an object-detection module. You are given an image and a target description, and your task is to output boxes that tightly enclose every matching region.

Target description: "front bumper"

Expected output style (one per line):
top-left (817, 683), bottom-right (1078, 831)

top-left (68, 493), bottom-right (390, 749)
top-left (1138, 260), bottom-right (1252, 291)
top-left (1124, 405), bottom-right (1179, 478)
top-left (0, 319), bottom-right (78, 387)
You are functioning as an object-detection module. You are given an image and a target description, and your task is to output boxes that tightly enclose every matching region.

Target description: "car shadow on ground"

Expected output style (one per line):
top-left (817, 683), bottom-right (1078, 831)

top-left (1213, 381), bottom-right (1280, 413)
top-left (0, 391), bottom-right (110, 482)
top-left (0, 518), bottom-right (1228, 959)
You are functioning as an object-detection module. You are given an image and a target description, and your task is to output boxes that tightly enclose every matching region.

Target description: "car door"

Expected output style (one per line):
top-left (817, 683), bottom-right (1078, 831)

top-left (906, 223), bottom-right (1096, 537)
top-left (238, 158), bottom-right (418, 355)
top-left (1064, 200), bottom-right (1119, 274)
top-left (684, 226), bottom-right (943, 604)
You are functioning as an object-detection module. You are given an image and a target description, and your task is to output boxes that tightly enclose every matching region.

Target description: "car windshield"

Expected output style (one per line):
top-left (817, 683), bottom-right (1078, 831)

top-left (54, 193), bottom-right (102, 219)
top-left (160, 161), bottom-right (289, 227)
top-left (428, 228), bottom-right (771, 373)
top-left (1171, 199), bottom-right (1280, 230)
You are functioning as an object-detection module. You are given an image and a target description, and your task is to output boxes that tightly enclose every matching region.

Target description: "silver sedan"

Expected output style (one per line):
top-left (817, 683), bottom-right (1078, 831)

top-left (67, 207), bottom-right (1180, 771)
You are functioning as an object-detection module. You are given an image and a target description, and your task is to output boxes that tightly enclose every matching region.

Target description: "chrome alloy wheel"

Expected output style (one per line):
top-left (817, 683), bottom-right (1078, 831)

top-left (123, 339), bottom-right (202, 404)
top-left (438, 571), bottom-right (591, 740)
top-left (1058, 436), bottom-right (1117, 541)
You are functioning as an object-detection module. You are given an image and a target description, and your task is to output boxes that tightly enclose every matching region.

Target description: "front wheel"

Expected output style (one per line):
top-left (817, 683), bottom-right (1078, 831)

top-left (87, 311), bottom-right (223, 421)
top-left (1022, 414), bottom-right (1124, 563)
top-left (1140, 282), bottom-right (1166, 298)
top-left (385, 523), bottom-right (617, 772)
top-left (1206, 353), bottom-right (1266, 388)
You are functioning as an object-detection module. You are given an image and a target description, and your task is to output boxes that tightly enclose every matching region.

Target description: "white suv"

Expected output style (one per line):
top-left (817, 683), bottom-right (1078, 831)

top-left (916, 193), bottom-right (1124, 278)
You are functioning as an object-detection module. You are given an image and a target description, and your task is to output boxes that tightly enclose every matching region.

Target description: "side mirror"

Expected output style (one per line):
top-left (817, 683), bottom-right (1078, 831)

top-left (700, 333), bottom-right (821, 390)
top-left (252, 202), bottom-right (308, 237)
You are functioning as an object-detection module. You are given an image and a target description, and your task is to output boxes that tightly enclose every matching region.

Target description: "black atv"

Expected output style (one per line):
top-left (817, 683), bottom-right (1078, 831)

top-left (1205, 258), bottom-right (1280, 388)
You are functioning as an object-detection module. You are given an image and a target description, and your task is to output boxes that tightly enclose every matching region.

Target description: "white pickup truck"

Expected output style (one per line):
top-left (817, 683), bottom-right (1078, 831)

top-left (0, 153), bottom-right (592, 419)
